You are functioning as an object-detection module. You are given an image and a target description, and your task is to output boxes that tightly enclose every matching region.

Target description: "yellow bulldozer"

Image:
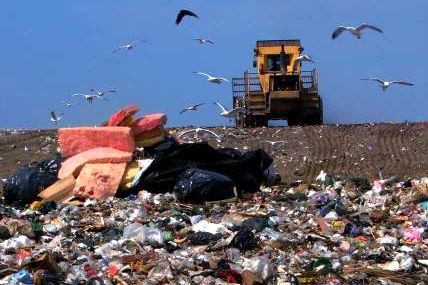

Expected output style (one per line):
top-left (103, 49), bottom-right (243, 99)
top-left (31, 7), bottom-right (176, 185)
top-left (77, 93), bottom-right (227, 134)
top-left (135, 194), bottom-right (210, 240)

top-left (232, 40), bottom-right (323, 127)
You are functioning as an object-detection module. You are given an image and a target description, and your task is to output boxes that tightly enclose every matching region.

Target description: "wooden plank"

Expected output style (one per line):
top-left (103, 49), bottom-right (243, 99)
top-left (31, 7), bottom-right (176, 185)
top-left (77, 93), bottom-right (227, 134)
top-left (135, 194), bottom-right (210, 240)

top-left (38, 175), bottom-right (76, 202)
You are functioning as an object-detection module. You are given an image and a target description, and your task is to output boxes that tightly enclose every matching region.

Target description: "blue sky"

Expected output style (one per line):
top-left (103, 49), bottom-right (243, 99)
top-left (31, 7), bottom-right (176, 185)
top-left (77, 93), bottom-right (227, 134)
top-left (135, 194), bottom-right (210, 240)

top-left (0, 0), bottom-right (426, 129)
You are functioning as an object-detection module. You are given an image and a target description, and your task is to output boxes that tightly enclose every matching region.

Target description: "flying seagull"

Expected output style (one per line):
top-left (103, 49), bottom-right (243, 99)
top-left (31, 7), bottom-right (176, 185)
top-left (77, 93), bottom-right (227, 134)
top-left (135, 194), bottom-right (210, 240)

top-left (361, 78), bottom-right (414, 91)
top-left (89, 88), bottom-right (116, 97)
top-left (213, 102), bottom-right (247, 118)
top-left (262, 140), bottom-right (286, 155)
top-left (112, 40), bottom-right (146, 53)
top-left (72, 93), bottom-right (107, 104)
top-left (61, 101), bottom-right (79, 107)
top-left (177, 127), bottom-right (221, 142)
top-left (195, 38), bottom-right (214, 44)
top-left (194, 72), bottom-right (229, 84)
top-left (50, 111), bottom-right (63, 124)
top-left (332, 23), bottom-right (383, 39)
top-left (179, 103), bottom-right (204, 114)
top-left (176, 9), bottom-right (198, 25)
top-left (293, 54), bottom-right (315, 70)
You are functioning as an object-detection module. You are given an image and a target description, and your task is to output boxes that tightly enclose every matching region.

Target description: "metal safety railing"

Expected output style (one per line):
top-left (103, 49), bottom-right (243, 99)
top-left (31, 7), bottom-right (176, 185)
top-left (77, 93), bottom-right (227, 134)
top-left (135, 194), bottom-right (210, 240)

top-left (300, 68), bottom-right (318, 91)
top-left (232, 71), bottom-right (262, 98)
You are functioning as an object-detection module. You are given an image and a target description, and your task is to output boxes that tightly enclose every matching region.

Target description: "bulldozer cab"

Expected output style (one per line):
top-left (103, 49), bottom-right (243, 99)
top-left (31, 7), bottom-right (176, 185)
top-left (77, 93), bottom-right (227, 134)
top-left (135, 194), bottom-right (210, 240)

top-left (267, 55), bottom-right (281, 71)
top-left (232, 39), bottom-right (323, 127)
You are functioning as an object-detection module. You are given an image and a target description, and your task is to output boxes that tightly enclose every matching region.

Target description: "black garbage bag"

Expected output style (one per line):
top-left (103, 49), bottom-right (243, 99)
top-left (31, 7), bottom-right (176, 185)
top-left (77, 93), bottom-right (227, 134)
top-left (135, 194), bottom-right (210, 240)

top-left (3, 156), bottom-right (61, 205)
top-left (139, 142), bottom-right (273, 195)
top-left (229, 228), bottom-right (258, 252)
top-left (174, 168), bottom-right (236, 204)
top-left (241, 217), bottom-right (269, 232)
top-left (187, 231), bottom-right (223, 245)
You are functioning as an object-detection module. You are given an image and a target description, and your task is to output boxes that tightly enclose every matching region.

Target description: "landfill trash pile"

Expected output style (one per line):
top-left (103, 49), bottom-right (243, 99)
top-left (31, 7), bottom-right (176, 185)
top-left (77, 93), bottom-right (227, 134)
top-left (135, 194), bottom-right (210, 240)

top-left (0, 173), bottom-right (428, 284)
top-left (0, 105), bottom-right (428, 284)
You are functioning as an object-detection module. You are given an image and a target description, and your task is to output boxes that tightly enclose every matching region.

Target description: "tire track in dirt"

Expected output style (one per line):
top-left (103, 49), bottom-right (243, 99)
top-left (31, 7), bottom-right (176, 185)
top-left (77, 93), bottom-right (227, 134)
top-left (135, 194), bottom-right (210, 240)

top-left (311, 126), bottom-right (337, 179)
top-left (334, 125), bottom-right (357, 179)
top-left (376, 123), bottom-right (395, 177)
top-left (1, 123), bottom-right (428, 183)
top-left (401, 124), bottom-right (427, 177)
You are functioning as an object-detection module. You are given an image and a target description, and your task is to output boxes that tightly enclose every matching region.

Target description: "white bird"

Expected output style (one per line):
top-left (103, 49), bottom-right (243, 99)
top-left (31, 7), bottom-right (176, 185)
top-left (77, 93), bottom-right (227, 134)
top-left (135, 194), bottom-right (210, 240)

top-left (61, 101), bottom-right (79, 107)
top-left (179, 103), bottom-right (204, 114)
top-left (262, 140), bottom-right (286, 147)
top-left (50, 111), bottom-right (63, 124)
top-left (316, 170), bottom-right (327, 182)
top-left (213, 102), bottom-right (247, 118)
top-left (194, 72), bottom-right (229, 84)
top-left (293, 54), bottom-right (315, 70)
top-left (24, 146), bottom-right (29, 152)
top-left (195, 38), bottom-right (214, 44)
top-left (89, 88), bottom-right (116, 97)
top-left (332, 23), bottom-right (383, 40)
top-left (361, 78), bottom-right (414, 91)
top-left (177, 127), bottom-right (221, 142)
top-left (72, 93), bottom-right (107, 104)
top-left (112, 40), bottom-right (146, 53)
top-left (262, 140), bottom-right (286, 155)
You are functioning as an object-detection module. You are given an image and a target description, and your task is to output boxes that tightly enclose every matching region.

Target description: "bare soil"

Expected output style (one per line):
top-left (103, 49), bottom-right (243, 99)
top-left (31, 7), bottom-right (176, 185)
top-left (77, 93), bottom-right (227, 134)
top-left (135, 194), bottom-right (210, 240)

top-left (1, 122), bottom-right (428, 184)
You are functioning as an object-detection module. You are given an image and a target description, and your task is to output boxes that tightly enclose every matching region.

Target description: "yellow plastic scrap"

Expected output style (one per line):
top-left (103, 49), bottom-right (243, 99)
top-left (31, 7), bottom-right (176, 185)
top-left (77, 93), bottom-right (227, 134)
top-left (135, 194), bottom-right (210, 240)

top-left (29, 201), bottom-right (45, 211)
top-left (331, 221), bottom-right (345, 228)
top-left (120, 161), bottom-right (141, 190)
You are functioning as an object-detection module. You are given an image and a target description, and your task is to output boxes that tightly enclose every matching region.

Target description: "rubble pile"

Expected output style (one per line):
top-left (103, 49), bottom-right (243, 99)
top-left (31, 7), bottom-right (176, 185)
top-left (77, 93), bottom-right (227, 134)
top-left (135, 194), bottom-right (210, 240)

top-left (0, 105), bottom-right (427, 284)
top-left (1, 175), bottom-right (428, 284)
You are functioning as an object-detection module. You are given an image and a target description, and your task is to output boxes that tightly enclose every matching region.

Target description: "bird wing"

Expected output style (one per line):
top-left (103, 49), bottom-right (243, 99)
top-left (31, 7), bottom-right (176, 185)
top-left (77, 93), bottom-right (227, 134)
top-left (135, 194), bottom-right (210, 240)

top-left (205, 39), bottom-right (214, 44)
top-left (176, 9), bottom-right (199, 25)
top-left (194, 71), bottom-right (212, 78)
top-left (112, 47), bottom-right (124, 53)
top-left (219, 77), bottom-right (230, 82)
top-left (176, 12), bottom-right (185, 25)
top-left (331, 26), bottom-right (348, 39)
top-left (213, 102), bottom-right (228, 113)
top-left (361, 78), bottom-right (385, 84)
top-left (179, 108), bottom-right (189, 114)
top-left (95, 95), bottom-right (109, 101)
top-left (194, 103), bottom-right (204, 108)
top-left (228, 107), bottom-right (246, 115)
top-left (72, 93), bottom-right (86, 97)
top-left (131, 40), bottom-right (146, 45)
top-left (177, 129), bottom-right (197, 138)
top-left (198, 129), bottom-right (220, 138)
top-left (302, 55), bottom-right (314, 62)
top-left (356, 23), bottom-right (383, 33)
top-left (390, 81), bottom-right (414, 86)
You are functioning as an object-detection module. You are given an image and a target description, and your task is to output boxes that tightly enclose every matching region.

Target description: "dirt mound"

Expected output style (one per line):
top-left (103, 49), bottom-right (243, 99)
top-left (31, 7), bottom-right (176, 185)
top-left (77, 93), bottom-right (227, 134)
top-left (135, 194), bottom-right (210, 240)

top-left (1, 122), bottom-right (427, 183)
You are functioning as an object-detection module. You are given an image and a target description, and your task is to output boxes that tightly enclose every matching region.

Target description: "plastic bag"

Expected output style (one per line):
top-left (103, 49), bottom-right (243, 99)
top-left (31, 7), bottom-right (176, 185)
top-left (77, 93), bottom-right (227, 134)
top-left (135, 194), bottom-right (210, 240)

top-left (122, 223), bottom-right (164, 246)
top-left (174, 168), bottom-right (236, 204)
top-left (3, 156), bottom-right (61, 205)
